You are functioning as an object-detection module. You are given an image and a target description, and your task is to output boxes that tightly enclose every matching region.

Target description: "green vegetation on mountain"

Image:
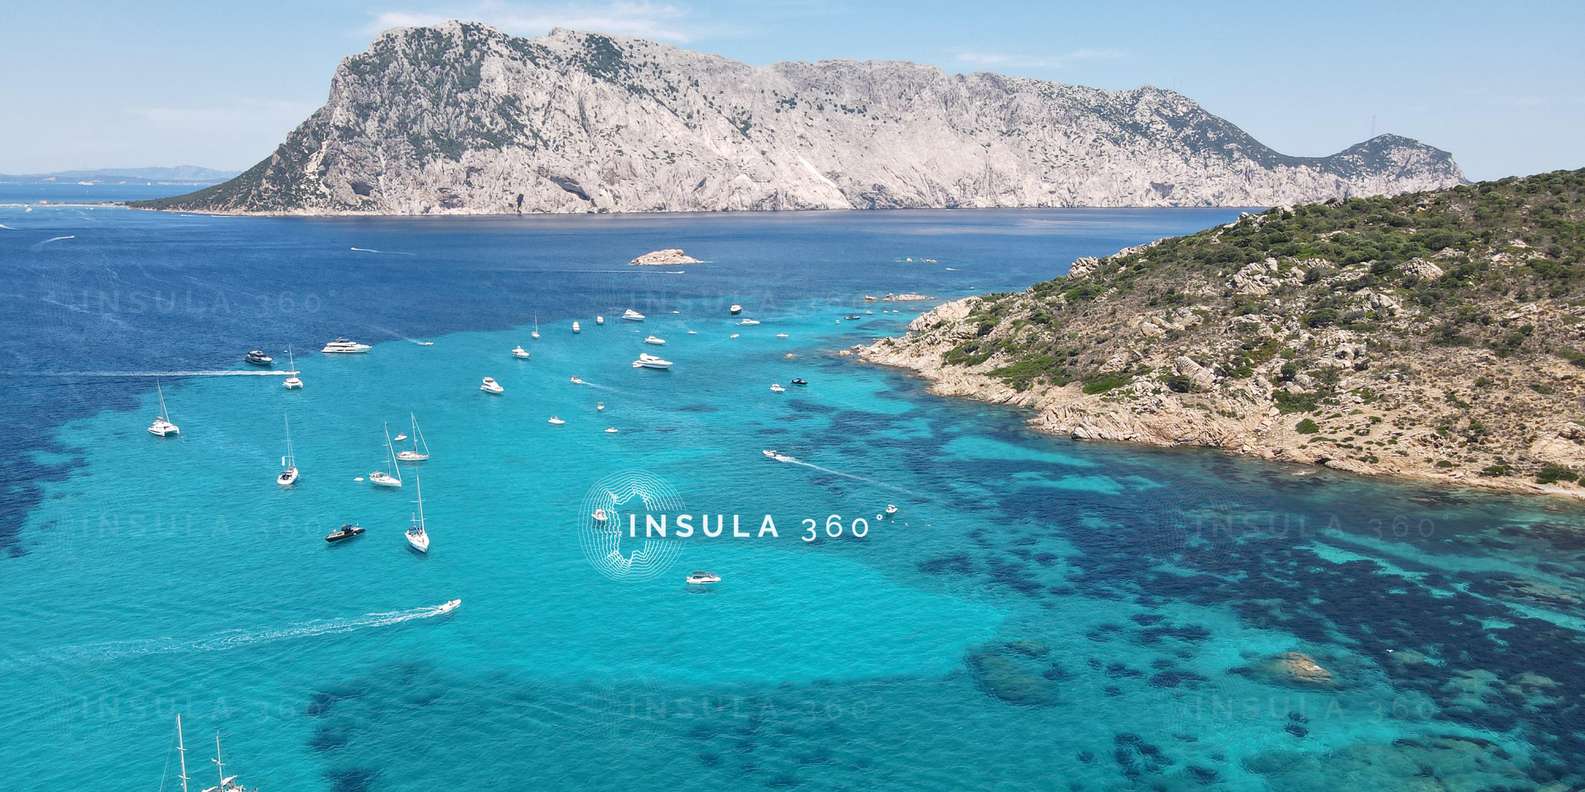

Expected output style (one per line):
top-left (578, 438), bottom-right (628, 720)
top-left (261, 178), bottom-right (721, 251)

top-left (864, 169), bottom-right (1585, 495)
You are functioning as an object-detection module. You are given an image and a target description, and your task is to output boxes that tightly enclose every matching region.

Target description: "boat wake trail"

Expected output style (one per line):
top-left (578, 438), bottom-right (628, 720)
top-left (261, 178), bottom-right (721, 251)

top-left (10, 370), bottom-right (299, 378)
top-left (349, 246), bottom-right (415, 256)
top-left (30, 235), bottom-right (75, 250)
top-left (12, 601), bottom-right (459, 668)
top-left (771, 454), bottom-right (920, 497)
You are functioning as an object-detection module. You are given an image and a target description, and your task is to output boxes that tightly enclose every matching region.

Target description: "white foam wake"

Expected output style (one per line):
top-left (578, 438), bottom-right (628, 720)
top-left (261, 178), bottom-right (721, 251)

top-left (30, 234), bottom-right (75, 250)
top-left (12, 600), bottom-right (459, 668)
top-left (768, 452), bottom-right (919, 496)
top-left (349, 246), bottom-right (414, 256)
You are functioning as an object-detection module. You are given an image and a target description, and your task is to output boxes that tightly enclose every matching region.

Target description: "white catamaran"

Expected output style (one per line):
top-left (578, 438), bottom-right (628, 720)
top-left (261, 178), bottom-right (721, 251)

top-left (148, 379), bottom-right (180, 437)
top-left (406, 474), bottom-right (430, 553)
top-left (395, 412), bottom-right (430, 462)
top-left (369, 423), bottom-right (403, 488)
top-left (277, 415), bottom-right (299, 487)
top-left (282, 346), bottom-right (303, 390)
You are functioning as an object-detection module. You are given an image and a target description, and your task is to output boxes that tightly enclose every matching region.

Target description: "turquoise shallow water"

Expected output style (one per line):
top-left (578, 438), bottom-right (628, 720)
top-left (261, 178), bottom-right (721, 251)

top-left (2, 199), bottom-right (1583, 790)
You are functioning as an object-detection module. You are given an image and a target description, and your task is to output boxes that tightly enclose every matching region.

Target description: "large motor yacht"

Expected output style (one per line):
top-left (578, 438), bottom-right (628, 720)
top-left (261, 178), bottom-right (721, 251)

top-left (321, 338), bottom-right (371, 354)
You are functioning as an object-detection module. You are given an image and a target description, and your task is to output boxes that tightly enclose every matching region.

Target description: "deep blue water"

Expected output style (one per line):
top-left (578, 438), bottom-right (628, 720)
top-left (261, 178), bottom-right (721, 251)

top-left (2, 192), bottom-right (1582, 791)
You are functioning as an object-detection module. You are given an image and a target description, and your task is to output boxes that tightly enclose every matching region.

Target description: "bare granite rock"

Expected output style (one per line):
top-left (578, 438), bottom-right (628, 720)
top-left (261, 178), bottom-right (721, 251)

top-left (629, 248), bottom-right (701, 265)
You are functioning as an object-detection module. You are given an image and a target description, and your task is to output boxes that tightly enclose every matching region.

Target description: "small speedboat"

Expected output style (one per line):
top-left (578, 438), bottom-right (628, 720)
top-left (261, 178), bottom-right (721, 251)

top-left (730, 304), bottom-right (743, 315)
top-left (547, 416), bottom-right (566, 426)
top-left (685, 571), bottom-right (721, 586)
top-left (885, 504), bottom-right (899, 516)
top-left (321, 338), bottom-right (371, 354)
top-left (572, 321), bottom-right (581, 334)
top-left (596, 315), bottom-right (606, 325)
top-left (244, 350), bottom-right (273, 366)
top-left (436, 598), bottom-right (461, 614)
top-left (593, 508), bottom-right (609, 522)
top-left (844, 314), bottom-right (861, 321)
top-left (687, 329), bottom-right (698, 335)
top-left (596, 402), bottom-right (606, 412)
top-left (324, 523), bottom-right (364, 543)
top-left (512, 345), bottom-right (530, 359)
top-left (393, 433), bottom-right (408, 442)
top-left (644, 335), bottom-right (666, 346)
top-left (791, 378), bottom-right (807, 386)
top-left (570, 376), bottom-right (584, 385)
top-left (762, 449), bottom-right (779, 460)
top-left (770, 383), bottom-right (786, 393)
top-left (730, 333), bottom-right (740, 339)
top-left (863, 295), bottom-right (877, 302)
top-left (622, 309), bottom-right (645, 322)
top-left (738, 318), bottom-right (760, 326)
top-left (775, 333), bottom-right (789, 339)
top-left (480, 377), bottom-right (504, 394)
top-left (604, 427), bottom-right (619, 434)
top-left (633, 353), bottom-right (672, 370)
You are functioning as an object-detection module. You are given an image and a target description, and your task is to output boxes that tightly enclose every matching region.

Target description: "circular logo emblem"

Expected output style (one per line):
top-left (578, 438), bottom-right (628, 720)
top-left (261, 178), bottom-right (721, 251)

top-left (577, 470), bottom-right (686, 581)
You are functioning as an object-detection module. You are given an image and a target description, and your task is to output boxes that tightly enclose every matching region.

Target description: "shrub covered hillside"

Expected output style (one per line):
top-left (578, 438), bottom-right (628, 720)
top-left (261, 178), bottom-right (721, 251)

top-left (862, 168), bottom-right (1585, 495)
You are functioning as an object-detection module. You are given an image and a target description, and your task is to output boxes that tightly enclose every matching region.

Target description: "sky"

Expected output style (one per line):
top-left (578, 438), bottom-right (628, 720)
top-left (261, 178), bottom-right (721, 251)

top-left (1, 1), bottom-right (1580, 181)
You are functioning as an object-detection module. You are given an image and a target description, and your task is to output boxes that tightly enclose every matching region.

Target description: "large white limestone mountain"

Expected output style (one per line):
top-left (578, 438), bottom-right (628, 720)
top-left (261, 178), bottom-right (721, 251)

top-left (136, 22), bottom-right (1464, 215)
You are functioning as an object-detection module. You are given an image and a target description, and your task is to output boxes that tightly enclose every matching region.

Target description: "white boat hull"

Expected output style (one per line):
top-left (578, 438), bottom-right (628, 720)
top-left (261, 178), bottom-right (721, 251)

top-left (407, 531), bottom-right (430, 553)
top-left (277, 468), bottom-right (299, 487)
top-left (370, 472), bottom-right (402, 488)
top-left (396, 451), bottom-right (429, 462)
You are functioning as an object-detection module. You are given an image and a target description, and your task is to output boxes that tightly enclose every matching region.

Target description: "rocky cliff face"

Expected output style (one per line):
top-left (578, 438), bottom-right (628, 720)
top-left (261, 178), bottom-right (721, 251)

top-left (134, 22), bottom-right (1464, 215)
top-left (859, 169), bottom-right (1585, 498)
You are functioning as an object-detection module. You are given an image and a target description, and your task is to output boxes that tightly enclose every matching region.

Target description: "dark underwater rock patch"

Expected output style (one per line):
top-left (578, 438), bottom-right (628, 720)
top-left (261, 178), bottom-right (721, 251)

top-left (965, 640), bottom-right (1066, 706)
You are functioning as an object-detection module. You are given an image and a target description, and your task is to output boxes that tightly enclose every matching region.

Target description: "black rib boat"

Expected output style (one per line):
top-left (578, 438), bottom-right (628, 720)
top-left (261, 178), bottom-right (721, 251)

top-left (325, 524), bottom-right (365, 543)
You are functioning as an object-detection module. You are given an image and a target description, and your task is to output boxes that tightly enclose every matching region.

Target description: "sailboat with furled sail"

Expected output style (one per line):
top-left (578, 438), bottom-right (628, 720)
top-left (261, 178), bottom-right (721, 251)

top-left (395, 412), bottom-right (430, 462)
top-left (166, 714), bottom-right (256, 792)
top-left (406, 474), bottom-right (430, 553)
top-left (148, 379), bottom-right (180, 437)
top-left (369, 423), bottom-right (403, 488)
top-left (276, 415), bottom-right (299, 486)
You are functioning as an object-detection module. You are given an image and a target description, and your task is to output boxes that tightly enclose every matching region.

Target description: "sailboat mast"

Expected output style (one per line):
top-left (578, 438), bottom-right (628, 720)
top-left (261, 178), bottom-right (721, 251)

top-left (416, 475), bottom-right (425, 526)
top-left (176, 714), bottom-right (190, 792)
top-left (383, 422), bottom-right (400, 481)
top-left (156, 380), bottom-right (169, 419)
top-left (212, 732), bottom-right (225, 789)
top-left (283, 415), bottom-right (295, 467)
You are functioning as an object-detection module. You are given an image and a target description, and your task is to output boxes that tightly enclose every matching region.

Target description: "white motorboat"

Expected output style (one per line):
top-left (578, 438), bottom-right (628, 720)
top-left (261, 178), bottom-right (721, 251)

top-left (687, 329), bottom-right (698, 335)
top-left (512, 345), bottom-right (530, 359)
top-left (685, 571), bottom-right (721, 586)
top-left (863, 295), bottom-right (877, 302)
top-left (276, 416), bottom-right (299, 487)
top-left (480, 377), bottom-right (504, 394)
top-left (776, 332), bottom-right (789, 339)
top-left (572, 321), bottom-right (581, 334)
top-left (762, 449), bottom-right (779, 460)
top-left (531, 314), bottom-right (541, 340)
top-left (596, 401), bottom-right (606, 412)
top-left (885, 504), bottom-right (899, 516)
top-left (770, 383), bottom-right (786, 393)
top-left (369, 423), bottom-right (403, 488)
top-left (406, 475), bottom-right (430, 553)
top-left (632, 353), bottom-right (672, 370)
top-left (435, 598), bottom-right (460, 614)
top-left (738, 318), bottom-right (760, 326)
top-left (321, 337), bottom-right (371, 354)
top-left (570, 376), bottom-right (584, 385)
top-left (547, 416), bottom-right (566, 426)
top-left (622, 308), bottom-right (645, 322)
top-left (393, 433), bottom-right (407, 442)
top-left (593, 508), bottom-right (609, 522)
top-left (282, 346), bottom-right (303, 389)
top-left (762, 449), bottom-right (796, 463)
top-left (643, 335), bottom-right (666, 346)
top-left (730, 333), bottom-right (740, 339)
top-left (596, 314), bottom-right (605, 325)
top-left (148, 380), bottom-right (180, 437)
top-left (604, 427), bottom-right (619, 434)
top-left (395, 413), bottom-right (430, 462)
top-left (730, 303), bottom-right (743, 315)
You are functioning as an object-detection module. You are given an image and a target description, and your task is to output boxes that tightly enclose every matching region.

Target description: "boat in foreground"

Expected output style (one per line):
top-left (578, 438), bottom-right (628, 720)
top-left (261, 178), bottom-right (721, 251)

top-left (324, 523), bottom-right (364, 543)
top-left (633, 353), bottom-right (672, 370)
top-left (480, 377), bottom-right (504, 394)
top-left (685, 571), bottom-right (721, 586)
top-left (148, 380), bottom-right (180, 437)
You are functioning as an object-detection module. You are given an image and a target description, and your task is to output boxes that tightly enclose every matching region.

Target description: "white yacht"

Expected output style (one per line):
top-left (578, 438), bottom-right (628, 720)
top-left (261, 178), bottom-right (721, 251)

top-left (569, 376), bottom-right (584, 385)
top-left (276, 416), bottom-right (299, 487)
top-left (775, 332), bottom-right (790, 339)
top-left (632, 353), bottom-right (672, 370)
top-left (282, 347), bottom-right (303, 390)
top-left (572, 320), bottom-right (581, 334)
top-left (512, 345), bottom-right (530, 359)
top-left (885, 504), bottom-right (899, 516)
top-left (622, 308), bottom-right (645, 322)
top-left (643, 335), bottom-right (666, 346)
top-left (547, 416), bottom-right (566, 426)
top-left (685, 571), bottom-right (721, 586)
top-left (770, 383), bottom-right (786, 393)
top-left (393, 433), bottom-right (407, 443)
top-left (738, 318), bottom-right (760, 326)
top-left (321, 337), bottom-right (371, 354)
top-left (596, 401), bottom-right (606, 412)
top-left (480, 377), bottom-right (504, 395)
top-left (604, 427), bottom-right (619, 434)
top-left (730, 304), bottom-right (743, 315)
top-left (395, 413), bottom-right (430, 462)
top-left (369, 423), bottom-right (403, 488)
top-left (596, 314), bottom-right (605, 325)
top-left (406, 475), bottom-right (430, 553)
top-left (148, 380), bottom-right (180, 437)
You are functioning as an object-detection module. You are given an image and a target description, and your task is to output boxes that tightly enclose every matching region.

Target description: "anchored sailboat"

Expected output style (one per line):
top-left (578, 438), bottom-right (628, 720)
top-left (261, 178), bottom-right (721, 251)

top-left (395, 413), bottom-right (430, 462)
top-left (283, 346), bottom-right (303, 390)
top-left (406, 475), bottom-right (430, 553)
top-left (369, 423), bottom-right (403, 488)
top-left (531, 314), bottom-right (541, 340)
top-left (202, 729), bottom-right (254, 792)
top-left (276, 416), bottom-right (299, 487)
top-left (148, 379), bottom-right (180, 437)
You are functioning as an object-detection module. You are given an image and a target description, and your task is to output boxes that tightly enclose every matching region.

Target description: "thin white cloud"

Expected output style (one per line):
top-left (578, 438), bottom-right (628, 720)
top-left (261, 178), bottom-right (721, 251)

top-left (953, 47), bottom-right (1125, 70)
top-left (367, 1), bottom-right (697, 43)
